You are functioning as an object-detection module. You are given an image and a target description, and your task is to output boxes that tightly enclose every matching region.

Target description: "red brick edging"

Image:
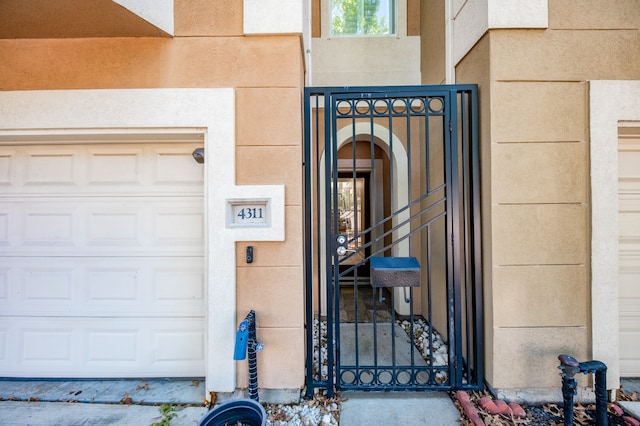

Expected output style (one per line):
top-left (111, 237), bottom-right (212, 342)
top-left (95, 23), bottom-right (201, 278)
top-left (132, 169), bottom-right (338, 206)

top-left (456, 391), bottom-right (526, 425)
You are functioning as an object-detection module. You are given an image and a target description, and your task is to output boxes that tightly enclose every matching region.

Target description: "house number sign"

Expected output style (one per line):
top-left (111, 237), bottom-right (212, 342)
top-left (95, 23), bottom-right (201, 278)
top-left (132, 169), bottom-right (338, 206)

top-left (228, 200), bottom-right (270, 227)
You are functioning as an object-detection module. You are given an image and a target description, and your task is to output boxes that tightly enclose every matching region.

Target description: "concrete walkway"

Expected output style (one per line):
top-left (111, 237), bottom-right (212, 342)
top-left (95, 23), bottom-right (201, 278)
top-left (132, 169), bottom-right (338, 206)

top-left (340, 392), bottom-right (460, 426)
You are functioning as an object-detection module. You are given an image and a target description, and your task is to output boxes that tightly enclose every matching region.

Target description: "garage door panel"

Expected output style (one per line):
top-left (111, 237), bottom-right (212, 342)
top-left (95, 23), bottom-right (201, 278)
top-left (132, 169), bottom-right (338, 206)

top-left (1, 198), bottom-right (203, 255)
top-left (620, 318), bottom-right (640, 376)
top-left (0, 318), bottom-right (205, 377)
top-left (0, 327), bottom-right (8, 366)
top-left (25, 150), bottom-right (77, 185)
top-left (619, 199), bottom-right (640, 243)
top-left (154, 148), bottom-right (205, 184)
top-left (24, 210), bottom-right (76, 245)
top-left (0, 151), bottom-right (15, 184)
top-left (0, 268), bottom-right (8, 300)
top-left (0, 143), bottom-right (203, 195)
top-left (0, 211), bottom-right (8, 244)
top-left (0, 258), bottom-right (205, 317)
top-left (88, 149), bottom-right (143, 185)
top-left (156, 211), bottom-right (204, 244)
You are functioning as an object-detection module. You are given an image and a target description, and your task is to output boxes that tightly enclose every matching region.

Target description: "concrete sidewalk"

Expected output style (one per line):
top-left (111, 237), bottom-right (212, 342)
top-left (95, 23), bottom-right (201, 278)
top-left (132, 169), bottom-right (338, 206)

top-left (0, 401), bottom-right (207, 426)
top-left (340, 392), bottom-right (461, 426)
top-left (0, 378), bottom-right (205, 405)
top-left (0, 379), bottom-right (207, 425)
top-left (0, 393), bottom-right (461, 426)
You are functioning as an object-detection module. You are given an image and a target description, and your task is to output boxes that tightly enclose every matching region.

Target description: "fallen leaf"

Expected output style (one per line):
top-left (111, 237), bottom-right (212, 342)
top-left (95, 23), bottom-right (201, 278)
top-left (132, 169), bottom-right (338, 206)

top-left (543, 403), bottom-right (563, 417)
top-left (207, 391), bottom-right (217, 409)
top-left (575, 408), bottom-right (593, 425)
top-left (191, 380), bottom-right (200, 387)
top-left (136, 384), bottom-right (149, 391)
top-left (120, 393), bottom-right (132, 404)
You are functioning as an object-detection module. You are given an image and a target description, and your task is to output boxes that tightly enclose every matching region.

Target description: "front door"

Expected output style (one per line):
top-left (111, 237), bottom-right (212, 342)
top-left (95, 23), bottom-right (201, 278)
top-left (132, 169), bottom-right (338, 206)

top-left (337, 172), bottom-right (370, 278)
top-left (304, 85), bottom-right (483, 395)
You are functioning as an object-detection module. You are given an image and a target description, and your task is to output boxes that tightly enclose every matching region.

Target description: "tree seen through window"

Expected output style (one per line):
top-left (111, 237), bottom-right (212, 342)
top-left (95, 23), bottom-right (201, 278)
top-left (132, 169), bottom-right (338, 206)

top-left (331, 0), bottom-right (395, 36)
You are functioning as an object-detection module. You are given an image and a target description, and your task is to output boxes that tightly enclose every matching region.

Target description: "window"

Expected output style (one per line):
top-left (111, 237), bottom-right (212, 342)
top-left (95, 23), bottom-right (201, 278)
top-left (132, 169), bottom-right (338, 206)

top-left (330, 0), bottom-right (395, 36)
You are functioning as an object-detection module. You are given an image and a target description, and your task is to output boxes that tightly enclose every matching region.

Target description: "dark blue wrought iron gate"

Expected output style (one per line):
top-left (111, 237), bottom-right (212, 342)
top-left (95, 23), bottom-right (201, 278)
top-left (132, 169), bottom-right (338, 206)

top-left (304, 85), bottom-right (482, 396)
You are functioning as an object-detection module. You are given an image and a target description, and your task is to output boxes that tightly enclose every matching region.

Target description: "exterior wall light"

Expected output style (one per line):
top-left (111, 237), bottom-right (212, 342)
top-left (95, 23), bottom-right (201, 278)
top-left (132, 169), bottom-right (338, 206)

top-left (192, 147), bottom-right (205, 163)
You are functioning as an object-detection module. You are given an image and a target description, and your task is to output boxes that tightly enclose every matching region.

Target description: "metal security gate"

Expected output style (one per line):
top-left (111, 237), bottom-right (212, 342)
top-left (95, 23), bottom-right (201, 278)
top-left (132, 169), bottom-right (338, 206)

top-left (304, 85), bottom-right (482, 396)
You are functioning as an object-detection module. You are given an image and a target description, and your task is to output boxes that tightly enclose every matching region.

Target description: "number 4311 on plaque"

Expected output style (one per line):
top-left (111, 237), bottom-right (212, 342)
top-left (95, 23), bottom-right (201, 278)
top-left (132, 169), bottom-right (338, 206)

top-left (230, 203), bottom-right (268, 225)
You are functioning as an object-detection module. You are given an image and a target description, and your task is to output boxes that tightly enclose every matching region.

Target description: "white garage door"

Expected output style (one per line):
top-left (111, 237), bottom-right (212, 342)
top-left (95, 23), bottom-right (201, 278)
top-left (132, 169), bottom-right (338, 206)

top-left (619, 128), bottom-right (640, 377)
top-left (0, 142), bottom-right (206, 378)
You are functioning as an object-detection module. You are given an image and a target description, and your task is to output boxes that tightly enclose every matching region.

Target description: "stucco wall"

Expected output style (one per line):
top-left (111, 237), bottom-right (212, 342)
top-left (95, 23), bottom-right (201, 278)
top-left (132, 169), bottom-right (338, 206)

top-left (420, 0), bottom-right (446, 85)
top-left (455, 0), bottom-right (640, 397)
top-left (0, 1), bottom-right (305, 393)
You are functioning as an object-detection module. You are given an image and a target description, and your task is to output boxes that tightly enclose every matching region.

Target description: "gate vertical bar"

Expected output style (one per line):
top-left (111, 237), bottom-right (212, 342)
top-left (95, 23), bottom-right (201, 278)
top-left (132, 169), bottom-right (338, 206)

top-left (442, 89), bottom-right (460, 387)
top-left (470, 86), bottom-right (484, 387)
top-left (325, 91), bottom-right (336, 398)
top-left (449, 89), bottom-right (464, 387)
top-left (303, 88), bottom-right (314, 397)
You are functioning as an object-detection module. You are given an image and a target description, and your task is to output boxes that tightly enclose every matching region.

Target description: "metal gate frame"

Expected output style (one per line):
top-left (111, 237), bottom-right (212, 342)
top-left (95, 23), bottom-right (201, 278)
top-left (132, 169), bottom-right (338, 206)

top-left (304, 85), bottom-right (482, 396)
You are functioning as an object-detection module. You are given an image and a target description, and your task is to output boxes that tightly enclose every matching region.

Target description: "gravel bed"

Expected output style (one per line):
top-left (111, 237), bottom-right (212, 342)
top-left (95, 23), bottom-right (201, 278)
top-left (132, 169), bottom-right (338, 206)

top-left (263, 393), bottom-right (340, 426)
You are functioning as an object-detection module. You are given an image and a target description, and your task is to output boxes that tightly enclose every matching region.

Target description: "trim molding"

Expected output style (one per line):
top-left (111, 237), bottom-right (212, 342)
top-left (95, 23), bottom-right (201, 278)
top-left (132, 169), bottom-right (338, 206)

top-left (590, 80), bottom-right (640, 390)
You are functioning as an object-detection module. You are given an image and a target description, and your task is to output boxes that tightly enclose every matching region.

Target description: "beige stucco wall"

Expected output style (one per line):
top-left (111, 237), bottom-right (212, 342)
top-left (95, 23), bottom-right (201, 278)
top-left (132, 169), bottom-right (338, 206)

top-left (453, 0), bottom-right (640, 398)
top-left (0, 0), bottom-right (305, 394)
top-left (420, 0), bottom-right (446, 85)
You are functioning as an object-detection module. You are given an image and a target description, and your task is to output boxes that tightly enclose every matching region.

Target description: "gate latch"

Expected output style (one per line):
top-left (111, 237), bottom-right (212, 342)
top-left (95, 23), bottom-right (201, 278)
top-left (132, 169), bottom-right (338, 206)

top-left (335, 234), bottom-right (348, 256)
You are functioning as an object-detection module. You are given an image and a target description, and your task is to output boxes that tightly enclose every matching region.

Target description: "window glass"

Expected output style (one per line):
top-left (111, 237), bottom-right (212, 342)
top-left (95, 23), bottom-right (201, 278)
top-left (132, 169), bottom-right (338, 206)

top-left (330, 0), bottom-right (395, 36)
